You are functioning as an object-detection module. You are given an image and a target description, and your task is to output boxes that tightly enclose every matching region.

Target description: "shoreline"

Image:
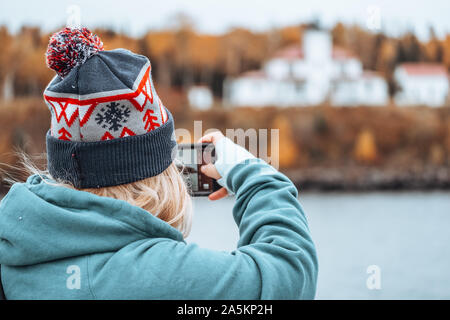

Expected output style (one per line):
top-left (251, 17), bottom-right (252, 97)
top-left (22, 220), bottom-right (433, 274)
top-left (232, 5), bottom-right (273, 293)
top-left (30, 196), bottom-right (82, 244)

top-left (284, 166), bottom-right (450, 192)
top-left (2, 166), bottom-right (450, 195)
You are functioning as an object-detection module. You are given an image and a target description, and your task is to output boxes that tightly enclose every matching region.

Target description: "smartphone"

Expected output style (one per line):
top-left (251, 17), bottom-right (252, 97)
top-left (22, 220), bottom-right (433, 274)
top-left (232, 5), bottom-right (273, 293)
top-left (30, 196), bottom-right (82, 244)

top-left (176, 143), bottom-right (222, 197)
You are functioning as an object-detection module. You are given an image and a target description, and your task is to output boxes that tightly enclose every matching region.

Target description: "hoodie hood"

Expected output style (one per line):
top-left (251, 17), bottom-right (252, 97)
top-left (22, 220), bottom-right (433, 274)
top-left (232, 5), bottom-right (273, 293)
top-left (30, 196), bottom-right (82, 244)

top-left (0, 175), bottom-right (183, 266)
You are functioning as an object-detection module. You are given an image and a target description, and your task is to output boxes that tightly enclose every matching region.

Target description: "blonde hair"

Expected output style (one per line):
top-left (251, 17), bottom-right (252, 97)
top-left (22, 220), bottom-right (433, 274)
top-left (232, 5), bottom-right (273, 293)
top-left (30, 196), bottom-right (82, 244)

top-left (6, 154), bottom-right (193, 238)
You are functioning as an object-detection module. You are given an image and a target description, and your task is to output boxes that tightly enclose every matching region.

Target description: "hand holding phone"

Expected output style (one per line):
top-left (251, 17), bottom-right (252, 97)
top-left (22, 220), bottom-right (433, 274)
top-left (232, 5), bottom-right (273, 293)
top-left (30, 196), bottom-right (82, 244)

top-left (177, 142), bottom-right (222, 197)
top-left (197, 131), bottom-right (229, 201)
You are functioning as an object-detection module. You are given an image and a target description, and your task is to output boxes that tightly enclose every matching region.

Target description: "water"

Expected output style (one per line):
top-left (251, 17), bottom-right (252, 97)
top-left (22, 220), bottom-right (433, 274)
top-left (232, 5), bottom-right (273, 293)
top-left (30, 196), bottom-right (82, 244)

top-left (187, 191), bottom-right (450, 299)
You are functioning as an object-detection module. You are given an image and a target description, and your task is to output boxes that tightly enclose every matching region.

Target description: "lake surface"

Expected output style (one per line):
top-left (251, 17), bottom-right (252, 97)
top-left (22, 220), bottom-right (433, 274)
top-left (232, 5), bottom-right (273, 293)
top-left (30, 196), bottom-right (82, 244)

top-left (187, 191), bottom-right (450, 299)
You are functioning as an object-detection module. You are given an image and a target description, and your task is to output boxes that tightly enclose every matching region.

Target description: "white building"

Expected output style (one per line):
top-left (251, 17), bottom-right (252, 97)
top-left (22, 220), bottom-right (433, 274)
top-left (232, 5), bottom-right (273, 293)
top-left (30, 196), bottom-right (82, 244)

top-left (394, 63), bottom-right (449, 107)
top-left (331, 71), bottom-right (389, 106)
top-left (224, 29), bottom-right (389, 107)
top-left (188, 85), bottom-right (214, 110)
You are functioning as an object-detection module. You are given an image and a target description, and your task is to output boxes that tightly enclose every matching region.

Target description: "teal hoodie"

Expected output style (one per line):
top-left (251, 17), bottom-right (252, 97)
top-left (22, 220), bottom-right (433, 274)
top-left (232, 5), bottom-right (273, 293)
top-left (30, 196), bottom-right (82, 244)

top-left (0, 159), bottom-right (317, 299)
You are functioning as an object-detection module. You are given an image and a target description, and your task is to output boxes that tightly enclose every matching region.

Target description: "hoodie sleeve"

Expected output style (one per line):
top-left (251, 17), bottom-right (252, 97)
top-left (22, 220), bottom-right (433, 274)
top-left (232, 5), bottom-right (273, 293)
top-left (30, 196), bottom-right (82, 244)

top-left (91, 158), bottom-right (318, 300)
top-left (223, 158), bottom-right (318, 299)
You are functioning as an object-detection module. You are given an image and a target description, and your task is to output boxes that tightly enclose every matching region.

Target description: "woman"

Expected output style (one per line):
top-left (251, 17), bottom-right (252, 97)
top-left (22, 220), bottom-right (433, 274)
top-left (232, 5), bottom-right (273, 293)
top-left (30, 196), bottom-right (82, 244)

top-left (0, 28), bottom-right (317, 299)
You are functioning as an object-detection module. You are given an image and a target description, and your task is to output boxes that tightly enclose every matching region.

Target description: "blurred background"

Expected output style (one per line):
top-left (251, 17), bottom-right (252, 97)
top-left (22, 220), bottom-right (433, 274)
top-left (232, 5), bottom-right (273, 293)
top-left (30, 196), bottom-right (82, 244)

top-left (0, 0), bottom-right (449, 299)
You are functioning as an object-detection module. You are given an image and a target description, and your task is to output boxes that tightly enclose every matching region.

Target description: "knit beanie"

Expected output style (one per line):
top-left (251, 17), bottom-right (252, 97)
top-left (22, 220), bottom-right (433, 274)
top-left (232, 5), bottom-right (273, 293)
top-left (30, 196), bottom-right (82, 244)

top-left (43, 28), bottom-right (177, 189)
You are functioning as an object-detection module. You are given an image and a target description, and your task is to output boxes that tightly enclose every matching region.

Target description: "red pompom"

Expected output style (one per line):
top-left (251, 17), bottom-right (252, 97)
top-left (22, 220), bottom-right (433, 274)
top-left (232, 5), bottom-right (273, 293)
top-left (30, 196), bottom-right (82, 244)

top-left (46, 27), bottom-right (104, 78)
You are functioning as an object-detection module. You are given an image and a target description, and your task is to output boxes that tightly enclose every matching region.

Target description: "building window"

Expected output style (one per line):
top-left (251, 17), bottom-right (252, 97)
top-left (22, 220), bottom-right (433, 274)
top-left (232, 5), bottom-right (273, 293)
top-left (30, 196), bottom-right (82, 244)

top-left (295, 82), bottom-right (304, 91)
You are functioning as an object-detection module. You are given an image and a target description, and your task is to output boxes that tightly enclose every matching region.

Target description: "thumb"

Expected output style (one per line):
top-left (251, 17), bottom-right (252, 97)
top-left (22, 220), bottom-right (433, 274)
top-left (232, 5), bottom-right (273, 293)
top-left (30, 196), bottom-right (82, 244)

top-left (200, 163), bottom-right (221, 180)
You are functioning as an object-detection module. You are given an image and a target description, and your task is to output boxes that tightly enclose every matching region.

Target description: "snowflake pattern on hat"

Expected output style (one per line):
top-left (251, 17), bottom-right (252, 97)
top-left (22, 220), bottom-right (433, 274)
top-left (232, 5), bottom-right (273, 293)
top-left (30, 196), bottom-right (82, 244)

top-left (95, 102), bottom-right (131, 132)
top-left (44, 63), bottom-right (169, 142)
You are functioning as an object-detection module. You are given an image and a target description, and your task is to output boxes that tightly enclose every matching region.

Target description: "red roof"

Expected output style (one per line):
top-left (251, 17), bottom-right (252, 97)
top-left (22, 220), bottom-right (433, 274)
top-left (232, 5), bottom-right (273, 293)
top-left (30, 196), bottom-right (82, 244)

top-left (399, 63), bottom-right (448, 76)
top-left (239, 70), bottom-right (266, 79)
top-left (273, 45), bottom-right (304, 60)
top-left (272, 44), bottom-right (355, 61)
top-left (362, 71), bottom-right (383, 79)
top-left (332, 47), bottom-right (356, 60)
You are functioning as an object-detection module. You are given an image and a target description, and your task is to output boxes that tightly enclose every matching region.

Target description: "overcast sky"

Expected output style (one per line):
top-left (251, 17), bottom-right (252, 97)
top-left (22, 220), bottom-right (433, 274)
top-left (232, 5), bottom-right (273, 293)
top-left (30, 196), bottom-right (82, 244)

top-left (1, 0), bottom-right (449, 40)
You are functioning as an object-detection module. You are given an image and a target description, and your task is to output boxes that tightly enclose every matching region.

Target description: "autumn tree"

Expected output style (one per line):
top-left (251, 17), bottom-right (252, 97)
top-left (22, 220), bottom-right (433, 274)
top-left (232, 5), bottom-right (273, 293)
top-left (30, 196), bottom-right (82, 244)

top-left (271, 114), bottom-right (300, 168)
top-left (0, 26), bottom-right (13, 100)
top-left (397, 32), bottom-right (423, 62)
top-left (353, 129), bottom-right (378, 164)
top-left (443, 35), bottom-right (450, 70)
top-left (331, 23), bottom-right (349, 48)
top-left (424, 27), bottom-right (443, 62)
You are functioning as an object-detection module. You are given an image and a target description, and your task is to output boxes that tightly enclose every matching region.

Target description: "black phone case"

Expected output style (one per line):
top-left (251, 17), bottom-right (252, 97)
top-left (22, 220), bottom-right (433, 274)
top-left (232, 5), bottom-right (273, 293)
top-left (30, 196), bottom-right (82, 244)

top-left (178, 143), bottom-right (221, 197)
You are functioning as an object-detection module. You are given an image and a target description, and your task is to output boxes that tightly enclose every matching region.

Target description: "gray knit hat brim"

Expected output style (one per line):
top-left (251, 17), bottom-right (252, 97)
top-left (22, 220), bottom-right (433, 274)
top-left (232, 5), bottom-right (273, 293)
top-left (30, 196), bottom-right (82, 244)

top-left (46, 108), bottom-right (177, 189)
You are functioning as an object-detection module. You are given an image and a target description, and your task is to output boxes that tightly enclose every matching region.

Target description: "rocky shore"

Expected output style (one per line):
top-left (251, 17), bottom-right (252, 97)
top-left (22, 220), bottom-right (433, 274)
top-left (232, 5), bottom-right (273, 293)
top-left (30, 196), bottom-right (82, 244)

top-left (2, 166), bottom-right (450, 195)
top-left (284, 166), bottom-right (450, 191)
top-left (2, 166), bottom-right (449, 196)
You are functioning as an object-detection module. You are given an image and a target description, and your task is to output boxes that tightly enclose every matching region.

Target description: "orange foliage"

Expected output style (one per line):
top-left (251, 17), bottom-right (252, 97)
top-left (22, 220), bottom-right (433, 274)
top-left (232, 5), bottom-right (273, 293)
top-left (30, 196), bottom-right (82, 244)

top-left (353, 129), bottom-right (378, 164)
top-left (429, 143), bottom-right (445, 165)
top-left (1, 22), bottom-right (450, 100)
top-left (271, 115), bottom-right (299, 168)
top-left (143, 31), bottom-right (176, 58)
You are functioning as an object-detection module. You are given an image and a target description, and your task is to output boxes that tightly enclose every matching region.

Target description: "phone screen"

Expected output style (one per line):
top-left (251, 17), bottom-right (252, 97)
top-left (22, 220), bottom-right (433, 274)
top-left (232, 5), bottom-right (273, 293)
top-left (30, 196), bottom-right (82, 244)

top-left (177, 143), bottom-right (221, 196)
